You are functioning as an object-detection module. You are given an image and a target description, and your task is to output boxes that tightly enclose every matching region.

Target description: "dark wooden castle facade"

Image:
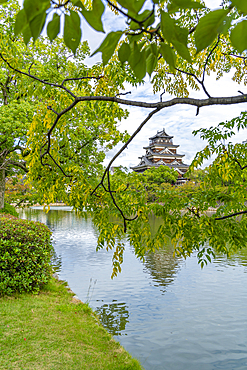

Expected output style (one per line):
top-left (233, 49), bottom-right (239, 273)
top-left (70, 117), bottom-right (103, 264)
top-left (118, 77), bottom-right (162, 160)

top-left (130, 129), bottom-right (189, 180)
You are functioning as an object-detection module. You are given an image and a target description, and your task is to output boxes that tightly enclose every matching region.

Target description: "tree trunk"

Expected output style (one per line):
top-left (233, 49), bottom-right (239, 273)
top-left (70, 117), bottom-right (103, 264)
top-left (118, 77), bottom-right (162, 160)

top-left (0, 168), bottom-right (5, 209)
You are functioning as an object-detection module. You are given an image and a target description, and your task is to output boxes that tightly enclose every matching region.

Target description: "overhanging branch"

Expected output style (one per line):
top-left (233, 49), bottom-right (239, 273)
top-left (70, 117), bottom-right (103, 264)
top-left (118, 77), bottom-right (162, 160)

top-left (76, 94), bottom-right (247, 109)
top-left (215, 210), bottom-right (247, 220)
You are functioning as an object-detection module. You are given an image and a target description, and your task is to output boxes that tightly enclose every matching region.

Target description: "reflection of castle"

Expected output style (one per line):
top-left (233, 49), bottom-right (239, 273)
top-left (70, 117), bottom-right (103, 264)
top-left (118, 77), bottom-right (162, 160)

top-left (130, 129), bottom-right (189, 181)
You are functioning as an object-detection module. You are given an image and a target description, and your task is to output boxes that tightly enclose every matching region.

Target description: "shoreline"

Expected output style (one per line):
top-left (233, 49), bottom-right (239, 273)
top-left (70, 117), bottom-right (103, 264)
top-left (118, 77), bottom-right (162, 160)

top-left (0, 276), bottom-right (142, 369)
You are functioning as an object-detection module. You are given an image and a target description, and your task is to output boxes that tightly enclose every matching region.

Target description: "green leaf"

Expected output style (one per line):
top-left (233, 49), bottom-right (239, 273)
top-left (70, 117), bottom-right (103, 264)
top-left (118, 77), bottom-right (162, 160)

top-left (23, 0), bottom-right (50, 22)
top-left (218, 12), bottom-right (235, 35)
top-left (29, 11), bottom-right (47, 41)
top-left (14, 9), bottom-right (27, 36)
top-left (128, 42), bottom-right (146, 81)
top-left (64, 11), bottom-right (82, 54)
top-left (205, 254), bottom-right (211, 263)
top-left (118, 42), bottom-right (130, 64)
top-left (47, 13), bottom-right (60, 42)
top-left (0, 0), bottom-right (8, 3)
top-left (78, 0), bottom-right (105, 33)
top-left (91, 31), bottom-right (123, 65)
top-left (22, 25), bottom-right (32, 45)
top-left (231, 0), bottom-right (247, 14)
top-left (160, 14), bottom-right (191, 62)
top-left (150, 43), bottom-right (158, 56)
top-left (159, 43), bottom-right (176, 71)
top-left (128, 8), bottom-right (155, 31)
top-left (195, 9), bottom-right (230, 53)
top-left (140, 9), bottom-right (155, 28)
top-left (174, 25), bottom-right (189, 47)
top-left (116, 0), bottom-right (145, 14)
top-left (146, 50), bottom-right (157, 76)
top-left (168, 0), bottom-right (204, 12)
top-left (160, 11), bottom-right (175, 43)
top-left (230, 20), bottom-right (247, 53)
top-left (173, 26), bottom-right (191, 62)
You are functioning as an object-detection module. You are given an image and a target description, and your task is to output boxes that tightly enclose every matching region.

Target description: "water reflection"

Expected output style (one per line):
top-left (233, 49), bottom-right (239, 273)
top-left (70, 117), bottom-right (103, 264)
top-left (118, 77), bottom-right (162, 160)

top-left (18, 207), bottom-right (247, 370)
top-left (95, 301), bottom-right (129, 336)
top-left (50, 248), bottom-right (62, 273)
top-left (144, 248), bottom-right (182, 294)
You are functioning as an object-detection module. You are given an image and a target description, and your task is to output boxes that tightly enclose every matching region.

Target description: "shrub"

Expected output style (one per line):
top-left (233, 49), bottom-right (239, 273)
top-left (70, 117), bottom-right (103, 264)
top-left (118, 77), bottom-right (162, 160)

top-left (0, 203), bottom-right (18, 218)
top-left (0, 215), bottom-right (53, 295)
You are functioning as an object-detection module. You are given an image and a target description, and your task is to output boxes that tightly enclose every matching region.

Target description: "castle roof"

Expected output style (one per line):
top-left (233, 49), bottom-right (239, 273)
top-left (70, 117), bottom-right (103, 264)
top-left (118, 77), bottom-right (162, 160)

top-left (130, 156), bottom-right (189, 175)
top-left (145, 147), bottom-right (184, 158)
top-left (149, 128), bottom-right (173, 141)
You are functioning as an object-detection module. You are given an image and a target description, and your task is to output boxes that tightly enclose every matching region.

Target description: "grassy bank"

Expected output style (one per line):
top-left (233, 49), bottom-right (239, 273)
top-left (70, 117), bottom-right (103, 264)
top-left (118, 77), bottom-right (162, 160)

top-left (0, 277), bottom-right (142, 370)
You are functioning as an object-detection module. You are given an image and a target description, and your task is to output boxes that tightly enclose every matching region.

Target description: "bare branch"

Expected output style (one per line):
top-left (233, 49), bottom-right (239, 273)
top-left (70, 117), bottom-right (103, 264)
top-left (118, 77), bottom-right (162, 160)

top-left (47, 152), bottom-right (73, 178)
top-left (187, 207), bottom-right (200, 218)
top-left (116, 91), bottom-right (131, 97)
top-left (215, 210), bottom-right (247, 220)
top-left (202, 35), bottom-right (220, 86)
top-left (106, 169), bottom-right (137, 233)
top-left (76, 94), bottom-right (247, 109)
top-left (92, 107), bottom-right (161, 196)
top-left (61, 75), bottom-right (102, 86)
top-left (8, 160), bottom-right (28, 173)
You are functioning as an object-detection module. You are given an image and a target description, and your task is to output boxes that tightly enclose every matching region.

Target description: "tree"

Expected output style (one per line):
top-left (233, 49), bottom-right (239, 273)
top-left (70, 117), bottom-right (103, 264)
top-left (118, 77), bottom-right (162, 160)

top-left (0, 1), bottom-right (134, 209)
top-left (5, 174), bottom-right (38, 207)
top-left (1, 0), bottom-right (247, 274)
top-left (142, 166), bottom-right (178, 186)
top-left (0, 2), bottom-right (36, 207)
top-left (189, 168), bottom-right (208, 184)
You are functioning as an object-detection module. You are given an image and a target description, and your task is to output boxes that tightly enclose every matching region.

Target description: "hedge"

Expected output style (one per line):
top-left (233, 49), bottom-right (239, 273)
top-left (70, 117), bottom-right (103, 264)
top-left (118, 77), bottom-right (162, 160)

top-left (0, 214), bottom-right (53, 295)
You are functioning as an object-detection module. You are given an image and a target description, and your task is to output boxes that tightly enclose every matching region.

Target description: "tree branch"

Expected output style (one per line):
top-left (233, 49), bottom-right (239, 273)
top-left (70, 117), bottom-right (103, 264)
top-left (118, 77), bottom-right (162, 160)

top-left (215, 210), bottom-right (247, 220)
top-left (8, 160), bottom-right (28, 173)
top-left (76, 94), bottom-right (247, 109)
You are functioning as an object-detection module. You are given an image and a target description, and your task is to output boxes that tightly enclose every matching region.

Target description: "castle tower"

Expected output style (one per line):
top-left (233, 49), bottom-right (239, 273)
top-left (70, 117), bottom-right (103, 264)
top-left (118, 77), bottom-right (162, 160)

top-left (130, 128), bottom-right (189, 178)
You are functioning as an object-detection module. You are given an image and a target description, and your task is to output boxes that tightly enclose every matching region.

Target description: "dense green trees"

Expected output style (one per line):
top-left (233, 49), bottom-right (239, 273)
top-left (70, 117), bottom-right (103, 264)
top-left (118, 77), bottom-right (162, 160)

top-left (0, 0), bottom-right (247, 273)
top-left (0, 1), bottom-right (134, 209)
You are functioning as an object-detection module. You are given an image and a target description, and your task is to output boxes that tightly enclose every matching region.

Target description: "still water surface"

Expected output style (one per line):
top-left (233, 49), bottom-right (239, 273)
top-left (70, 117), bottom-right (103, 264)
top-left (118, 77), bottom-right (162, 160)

top-left (19, 207), bottom-right (247, 370)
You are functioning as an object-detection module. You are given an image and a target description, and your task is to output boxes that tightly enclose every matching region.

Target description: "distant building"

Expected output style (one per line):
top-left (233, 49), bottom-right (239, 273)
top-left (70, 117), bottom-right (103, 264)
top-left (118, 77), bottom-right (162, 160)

top-left (130, 128), bottom-right (189, 181)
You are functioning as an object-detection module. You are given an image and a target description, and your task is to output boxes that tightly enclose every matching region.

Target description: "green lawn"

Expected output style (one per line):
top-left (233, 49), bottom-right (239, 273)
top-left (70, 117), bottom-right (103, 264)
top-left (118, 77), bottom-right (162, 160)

top-left (0, 278), bottom-right (142, 370)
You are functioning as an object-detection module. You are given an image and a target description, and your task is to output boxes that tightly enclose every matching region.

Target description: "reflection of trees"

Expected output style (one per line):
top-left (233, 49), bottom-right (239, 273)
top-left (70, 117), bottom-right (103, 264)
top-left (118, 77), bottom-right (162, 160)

top-left (96, 301), bottom-right (129, 336)
top-left (212, 248), bottom-right (247, 269)
top-left (18, 208), bottom-right (91, 230)
top-left (236, 249), bottom-right (247, 267)
top-left (50, 248), bottom-right (62, 273)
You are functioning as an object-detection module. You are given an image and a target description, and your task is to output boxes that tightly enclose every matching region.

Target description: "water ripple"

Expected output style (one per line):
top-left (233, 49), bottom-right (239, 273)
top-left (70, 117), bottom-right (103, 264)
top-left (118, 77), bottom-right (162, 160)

top-left (19, 207), bottom-right (247, 370)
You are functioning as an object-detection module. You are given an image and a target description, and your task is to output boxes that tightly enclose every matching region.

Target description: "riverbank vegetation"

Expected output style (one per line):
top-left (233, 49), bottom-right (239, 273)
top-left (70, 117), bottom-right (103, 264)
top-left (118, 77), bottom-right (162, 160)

top-left (0, 213), bottom-right (142, 369)
top-left (0, 277), bottom-right (142, 370)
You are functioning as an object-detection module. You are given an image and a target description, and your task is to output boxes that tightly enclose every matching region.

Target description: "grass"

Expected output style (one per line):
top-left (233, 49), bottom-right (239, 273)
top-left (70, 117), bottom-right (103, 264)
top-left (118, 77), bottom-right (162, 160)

top-left (0, 277), bottom-right (142, 370)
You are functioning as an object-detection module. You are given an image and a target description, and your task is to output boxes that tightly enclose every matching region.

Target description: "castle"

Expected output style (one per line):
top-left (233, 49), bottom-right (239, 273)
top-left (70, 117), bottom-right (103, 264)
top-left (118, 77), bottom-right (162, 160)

top-left (130, 128), bottom-right (189, 182)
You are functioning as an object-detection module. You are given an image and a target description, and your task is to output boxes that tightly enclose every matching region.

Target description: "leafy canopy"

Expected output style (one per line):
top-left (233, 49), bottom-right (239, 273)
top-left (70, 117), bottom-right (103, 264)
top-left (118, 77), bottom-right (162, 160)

top-left (4, 0), bottom-right (247, 82)
top-left (0, 0), bottom-right (247, 275)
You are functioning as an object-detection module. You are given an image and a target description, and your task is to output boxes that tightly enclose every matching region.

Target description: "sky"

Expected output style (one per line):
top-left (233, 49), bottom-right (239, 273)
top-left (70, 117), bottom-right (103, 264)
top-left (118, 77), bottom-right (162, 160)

top-left (81, 0), bottom-right (247, 170)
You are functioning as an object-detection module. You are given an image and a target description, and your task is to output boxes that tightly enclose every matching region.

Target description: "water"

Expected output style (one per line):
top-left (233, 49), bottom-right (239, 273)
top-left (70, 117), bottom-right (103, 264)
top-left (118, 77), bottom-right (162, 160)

top-left (18, 207), bottom-right (247, 370)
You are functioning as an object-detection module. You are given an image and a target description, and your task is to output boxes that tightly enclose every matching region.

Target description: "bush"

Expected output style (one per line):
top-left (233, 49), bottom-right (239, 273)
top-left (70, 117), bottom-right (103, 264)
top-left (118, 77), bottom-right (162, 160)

top-left (0, 215), bottom-right (53, 295)
top-left (0, 203), bottom-right (18, 217)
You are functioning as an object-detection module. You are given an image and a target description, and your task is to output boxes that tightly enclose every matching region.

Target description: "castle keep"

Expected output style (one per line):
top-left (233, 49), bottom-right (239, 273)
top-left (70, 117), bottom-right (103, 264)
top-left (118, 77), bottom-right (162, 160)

top-left (130, 128), bottom-right (189, 178)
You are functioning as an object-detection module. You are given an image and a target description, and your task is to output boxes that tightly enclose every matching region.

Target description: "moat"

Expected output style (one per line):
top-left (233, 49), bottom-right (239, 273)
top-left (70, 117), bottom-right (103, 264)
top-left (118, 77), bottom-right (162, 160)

top-left (19, 206), bottom-right (247, 370)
